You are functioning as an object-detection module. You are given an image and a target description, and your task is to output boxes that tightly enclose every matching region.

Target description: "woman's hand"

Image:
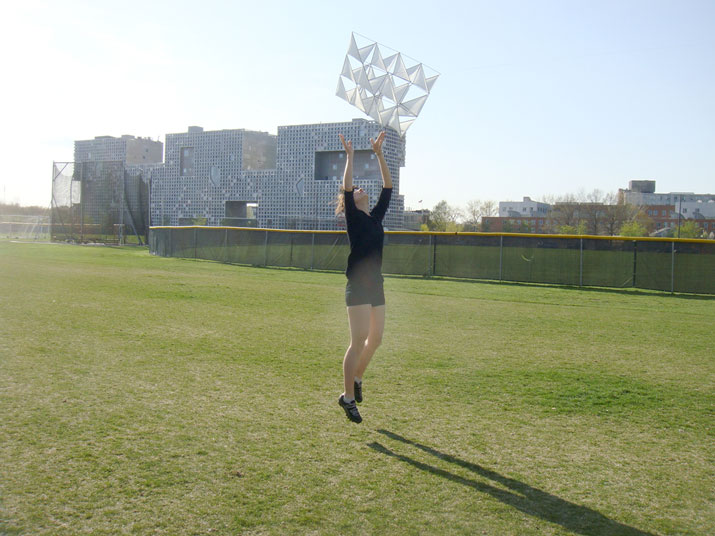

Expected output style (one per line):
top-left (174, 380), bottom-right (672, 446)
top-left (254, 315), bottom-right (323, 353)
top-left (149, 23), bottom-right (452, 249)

top-left (370, 131), bottom-right (386, 156)
top-left (339, 134), bottom-right (354, 159)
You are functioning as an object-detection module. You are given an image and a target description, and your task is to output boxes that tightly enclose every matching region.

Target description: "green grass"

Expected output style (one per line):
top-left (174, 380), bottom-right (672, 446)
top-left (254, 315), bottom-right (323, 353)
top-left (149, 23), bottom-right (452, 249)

top-left (1, 241), bottom-right (713, 535)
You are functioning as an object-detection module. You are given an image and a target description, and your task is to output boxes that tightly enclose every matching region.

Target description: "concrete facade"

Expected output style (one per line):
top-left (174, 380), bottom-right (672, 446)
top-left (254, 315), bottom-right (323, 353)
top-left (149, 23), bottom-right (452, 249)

top-left (74, 135), bottom-right (163, 165)
top-left (150, 119), bottom-right (406, 230)
top-left (72, 135), bottom-right (162, 231)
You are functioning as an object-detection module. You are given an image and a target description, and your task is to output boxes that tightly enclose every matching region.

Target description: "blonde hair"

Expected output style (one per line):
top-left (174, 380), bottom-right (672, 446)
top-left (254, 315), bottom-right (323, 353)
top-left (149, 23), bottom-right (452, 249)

top-left (335, 186), bottom-right (346, 215)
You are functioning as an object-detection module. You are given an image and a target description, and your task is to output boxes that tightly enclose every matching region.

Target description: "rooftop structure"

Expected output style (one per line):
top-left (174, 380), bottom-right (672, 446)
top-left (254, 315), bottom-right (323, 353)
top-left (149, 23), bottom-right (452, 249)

top-left (74, 135), bottom-right (163, 166)
top-left (619, 180), bottom-right (714, 206)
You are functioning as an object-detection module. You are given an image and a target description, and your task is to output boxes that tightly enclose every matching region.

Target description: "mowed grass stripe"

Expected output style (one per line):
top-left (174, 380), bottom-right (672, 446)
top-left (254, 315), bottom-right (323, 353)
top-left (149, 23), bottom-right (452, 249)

top-left (1, 241), bottom-right (712, 535)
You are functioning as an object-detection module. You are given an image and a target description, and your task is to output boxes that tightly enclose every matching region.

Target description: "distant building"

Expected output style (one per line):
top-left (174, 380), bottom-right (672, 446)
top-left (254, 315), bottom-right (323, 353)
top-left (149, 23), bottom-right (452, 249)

top-left (74, 134), bottom-right (163, 165)
top-left (498, 197), bottom-right (550, 218)
top-left (619, 180), bottom-right (714, 206)
top-left (403, 209), bottom-right (429, 231)
top-left (619, 180), bottom-right (715, 235)
top-left (482, 216), bottom-right (549, 233)
top-left (72, 135), bottom-right (163, 233)
top-left (150, 119), bottom-right (406, 230)
top-left (150, 126), bottom-right (275, 227)
top-left (480, 196), bottom-right (551, 232)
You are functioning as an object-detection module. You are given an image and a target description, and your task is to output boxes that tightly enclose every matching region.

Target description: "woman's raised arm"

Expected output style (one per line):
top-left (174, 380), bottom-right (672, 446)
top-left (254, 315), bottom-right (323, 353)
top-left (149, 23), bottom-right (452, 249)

top-left (370, 131), bottom-right (392, 189)
top-left (339, 134), bottom-right (354, 192)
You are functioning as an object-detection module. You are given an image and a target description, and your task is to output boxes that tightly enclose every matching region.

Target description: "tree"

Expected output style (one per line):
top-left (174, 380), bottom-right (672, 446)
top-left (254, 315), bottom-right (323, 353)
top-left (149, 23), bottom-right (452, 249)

top-left (619, 221), bottom-right (648, 237)
top-left (618, 208), bottom-right (653, 237)
top-left (547, 190), bottom-right (638, 236)
top-left (558, 221), bottom-right (587, 235)
top-left (463, 200), bottom-right (482, 231)
top-left (581, 189), bottom-right (607, 235)
top-left (547, 193), bottom-right (581, 233)
top-left (481, 200), bottom-right (497, 218)
top-left (670, 221), bottom-right (703, 239)
top-left (602, 195), bottom-right (637, 236)
top-left (463, 199), bottom-right (498, 231)
top-left (427, 200), bottom-right (462, 232)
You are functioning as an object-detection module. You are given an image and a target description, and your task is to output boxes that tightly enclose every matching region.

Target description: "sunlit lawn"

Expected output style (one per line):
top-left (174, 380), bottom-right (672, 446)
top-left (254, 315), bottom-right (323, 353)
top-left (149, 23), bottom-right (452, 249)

top-left (1, 241), bottom-right (712, 535)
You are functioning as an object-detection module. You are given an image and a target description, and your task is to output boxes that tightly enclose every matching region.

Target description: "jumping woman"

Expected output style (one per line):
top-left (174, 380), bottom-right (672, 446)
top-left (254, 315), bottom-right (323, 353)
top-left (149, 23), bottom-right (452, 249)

top-left (336, 131), bottom-right (392, 423)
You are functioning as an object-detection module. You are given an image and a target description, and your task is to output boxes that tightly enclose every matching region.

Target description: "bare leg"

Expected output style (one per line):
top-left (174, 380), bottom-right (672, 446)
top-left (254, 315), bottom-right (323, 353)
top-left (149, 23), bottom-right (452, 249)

top-left (343, 305), bottom-right (371, 398)
top-left (355, 305), bottom-right (385, 380)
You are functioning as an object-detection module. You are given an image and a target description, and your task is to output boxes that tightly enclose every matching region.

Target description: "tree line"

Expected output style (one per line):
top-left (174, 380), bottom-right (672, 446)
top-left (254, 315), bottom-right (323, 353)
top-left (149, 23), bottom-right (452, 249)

top-left (0, 203), bottom-right (49, 217)
top-left (419, 190), bottom-right (706, 238)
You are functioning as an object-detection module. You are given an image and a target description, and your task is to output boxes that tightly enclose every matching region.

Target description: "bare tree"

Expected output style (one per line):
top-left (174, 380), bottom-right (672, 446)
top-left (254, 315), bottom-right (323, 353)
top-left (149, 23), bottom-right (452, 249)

top-left (481, 200), bottom-right (497, 217)
top-left (463, 200), bottom-right (482, 231)
top-left (547, 193), bottom-right (581, 233)
top-left (602, 192), bottom-right (638, 236)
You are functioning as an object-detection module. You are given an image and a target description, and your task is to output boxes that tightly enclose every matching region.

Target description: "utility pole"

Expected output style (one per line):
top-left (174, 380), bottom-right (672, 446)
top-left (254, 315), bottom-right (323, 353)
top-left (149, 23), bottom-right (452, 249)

top-left (677, 195), bottom-right (682, 239)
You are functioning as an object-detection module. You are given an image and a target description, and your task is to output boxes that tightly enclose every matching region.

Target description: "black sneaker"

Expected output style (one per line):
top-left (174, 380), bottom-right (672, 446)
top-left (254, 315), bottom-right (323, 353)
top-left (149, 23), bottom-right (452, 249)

top-left (354, 381), bottom-right (363, 403)
top-left (338, 395), bottom-right (362, 423)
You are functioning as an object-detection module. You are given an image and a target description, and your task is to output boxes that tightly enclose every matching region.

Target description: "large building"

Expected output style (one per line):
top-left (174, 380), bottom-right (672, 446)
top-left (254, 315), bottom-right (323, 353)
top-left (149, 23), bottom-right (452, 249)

top-left (619, 180), bottom-right (715, 235)
top-left (619, 180), bottom-right (714, 206)
top-left (74, 134), bottom-right (163, 165)
top-left (71, 135), bottom-right (163, 235)
top-left (498, 196), bottom-right (550, 218)
top-left (150, 119), bottom-right (406, 230)
top-left (150, 126), bottom-right (276, 227)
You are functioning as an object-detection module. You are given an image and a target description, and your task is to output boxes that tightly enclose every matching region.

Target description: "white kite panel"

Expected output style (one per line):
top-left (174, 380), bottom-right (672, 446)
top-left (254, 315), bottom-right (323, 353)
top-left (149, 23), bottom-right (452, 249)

top-left (337, 32), bottom-right (439, 136)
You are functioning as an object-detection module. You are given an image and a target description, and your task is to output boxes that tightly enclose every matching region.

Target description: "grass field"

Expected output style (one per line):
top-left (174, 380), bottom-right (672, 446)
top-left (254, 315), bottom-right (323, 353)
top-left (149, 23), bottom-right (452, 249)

top-left (1, 241), bottom-right (713, 535)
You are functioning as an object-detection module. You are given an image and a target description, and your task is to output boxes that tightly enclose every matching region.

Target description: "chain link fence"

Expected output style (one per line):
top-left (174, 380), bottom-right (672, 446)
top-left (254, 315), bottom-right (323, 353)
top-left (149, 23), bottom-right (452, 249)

top-left (51, 162), bottom-right (149, 244)
top-left (149, 227), bottom-right (714, 294)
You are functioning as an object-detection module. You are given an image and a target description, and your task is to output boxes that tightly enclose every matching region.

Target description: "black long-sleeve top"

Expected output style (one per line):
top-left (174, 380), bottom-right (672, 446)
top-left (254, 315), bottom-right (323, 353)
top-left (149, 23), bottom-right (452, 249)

top-left (344, 187), bottom-right (392, 284)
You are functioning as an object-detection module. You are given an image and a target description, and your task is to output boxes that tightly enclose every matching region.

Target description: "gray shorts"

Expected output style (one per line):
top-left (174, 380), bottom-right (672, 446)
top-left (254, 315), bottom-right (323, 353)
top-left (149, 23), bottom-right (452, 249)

top-left (345, 278), bottom-right (385, 307)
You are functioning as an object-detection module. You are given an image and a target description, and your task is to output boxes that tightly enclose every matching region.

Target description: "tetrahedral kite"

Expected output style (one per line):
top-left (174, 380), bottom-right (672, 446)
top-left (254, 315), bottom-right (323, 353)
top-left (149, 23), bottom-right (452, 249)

top-left (336, 32), bottom-right (439, 137)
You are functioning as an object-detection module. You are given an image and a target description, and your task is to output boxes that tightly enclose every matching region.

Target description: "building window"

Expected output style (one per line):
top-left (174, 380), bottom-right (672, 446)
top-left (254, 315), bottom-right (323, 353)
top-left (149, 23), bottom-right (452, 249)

top-left (180, 147), bottom-right (194, 176)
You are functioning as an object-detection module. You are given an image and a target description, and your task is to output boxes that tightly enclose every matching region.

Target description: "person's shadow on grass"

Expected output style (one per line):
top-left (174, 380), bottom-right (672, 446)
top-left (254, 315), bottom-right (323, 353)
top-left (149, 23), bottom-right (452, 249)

top-left (368, 430), bottom-right (656, 536)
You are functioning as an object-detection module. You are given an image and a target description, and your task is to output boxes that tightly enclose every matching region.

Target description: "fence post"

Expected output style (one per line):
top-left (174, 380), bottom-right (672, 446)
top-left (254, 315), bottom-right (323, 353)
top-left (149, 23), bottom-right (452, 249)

top-left (193, 227), bottom-right (197, 259)
top-left (310, 232), bottom-right (315, 271)
top-left (632, 241), bottom-right (638, 288)
top-left (499, 235), bottom-right (503, 281)
top-left (429, 234), bottom-right (436, 277)
top-left (264, 230), bottom-right (269, 267)
top-left (579, 238), bottom-right (583, 287)
top-left (224, 228), bottom-right (228, 263)
top-left (427, 234), bottom-right (432, 277)
top-left (670, 240), bottom-right (675, 294)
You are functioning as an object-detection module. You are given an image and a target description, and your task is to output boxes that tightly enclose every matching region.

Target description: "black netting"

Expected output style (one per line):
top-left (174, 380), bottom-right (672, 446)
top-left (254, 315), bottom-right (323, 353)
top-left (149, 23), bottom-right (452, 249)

top-left (265, 232), bottom-right (294, 268)
top-left (312, 232), bottom-right (349, 271)
top-left (196, 228), bottom-right (229, 263)
top-left (582, 239), bottom-right (635, 288)
top-left (226, 229), bottom-right (267, 265)
top-left (434, 234), bottom-right (502, 280)
top-left (635, 240), bottom-right (673, 292)
top-left (265, 231), bottom-right (319, 270)
top-left (149, 228), bottom-right (715, 295)
top-left (51, 161), bottom-right (149, 244)
top-left (501, 235), bottom-right (580, 286)
top-left (383, 233), bottom-right (432, 277)
top-left (673, 241), bottom-right (715, 294)
top-left (171, 228), bottom-right (196, 258)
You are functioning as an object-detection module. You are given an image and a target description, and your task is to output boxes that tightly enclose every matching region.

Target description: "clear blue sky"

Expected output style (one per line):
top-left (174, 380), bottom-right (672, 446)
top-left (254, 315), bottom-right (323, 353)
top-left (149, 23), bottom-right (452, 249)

top-left (2, 0), bottom-right (713, 210)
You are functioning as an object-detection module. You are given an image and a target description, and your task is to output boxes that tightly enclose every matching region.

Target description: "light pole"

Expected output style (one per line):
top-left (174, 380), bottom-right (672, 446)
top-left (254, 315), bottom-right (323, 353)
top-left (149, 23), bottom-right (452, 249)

top-left (677, 195), bottom-right (682, 239)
